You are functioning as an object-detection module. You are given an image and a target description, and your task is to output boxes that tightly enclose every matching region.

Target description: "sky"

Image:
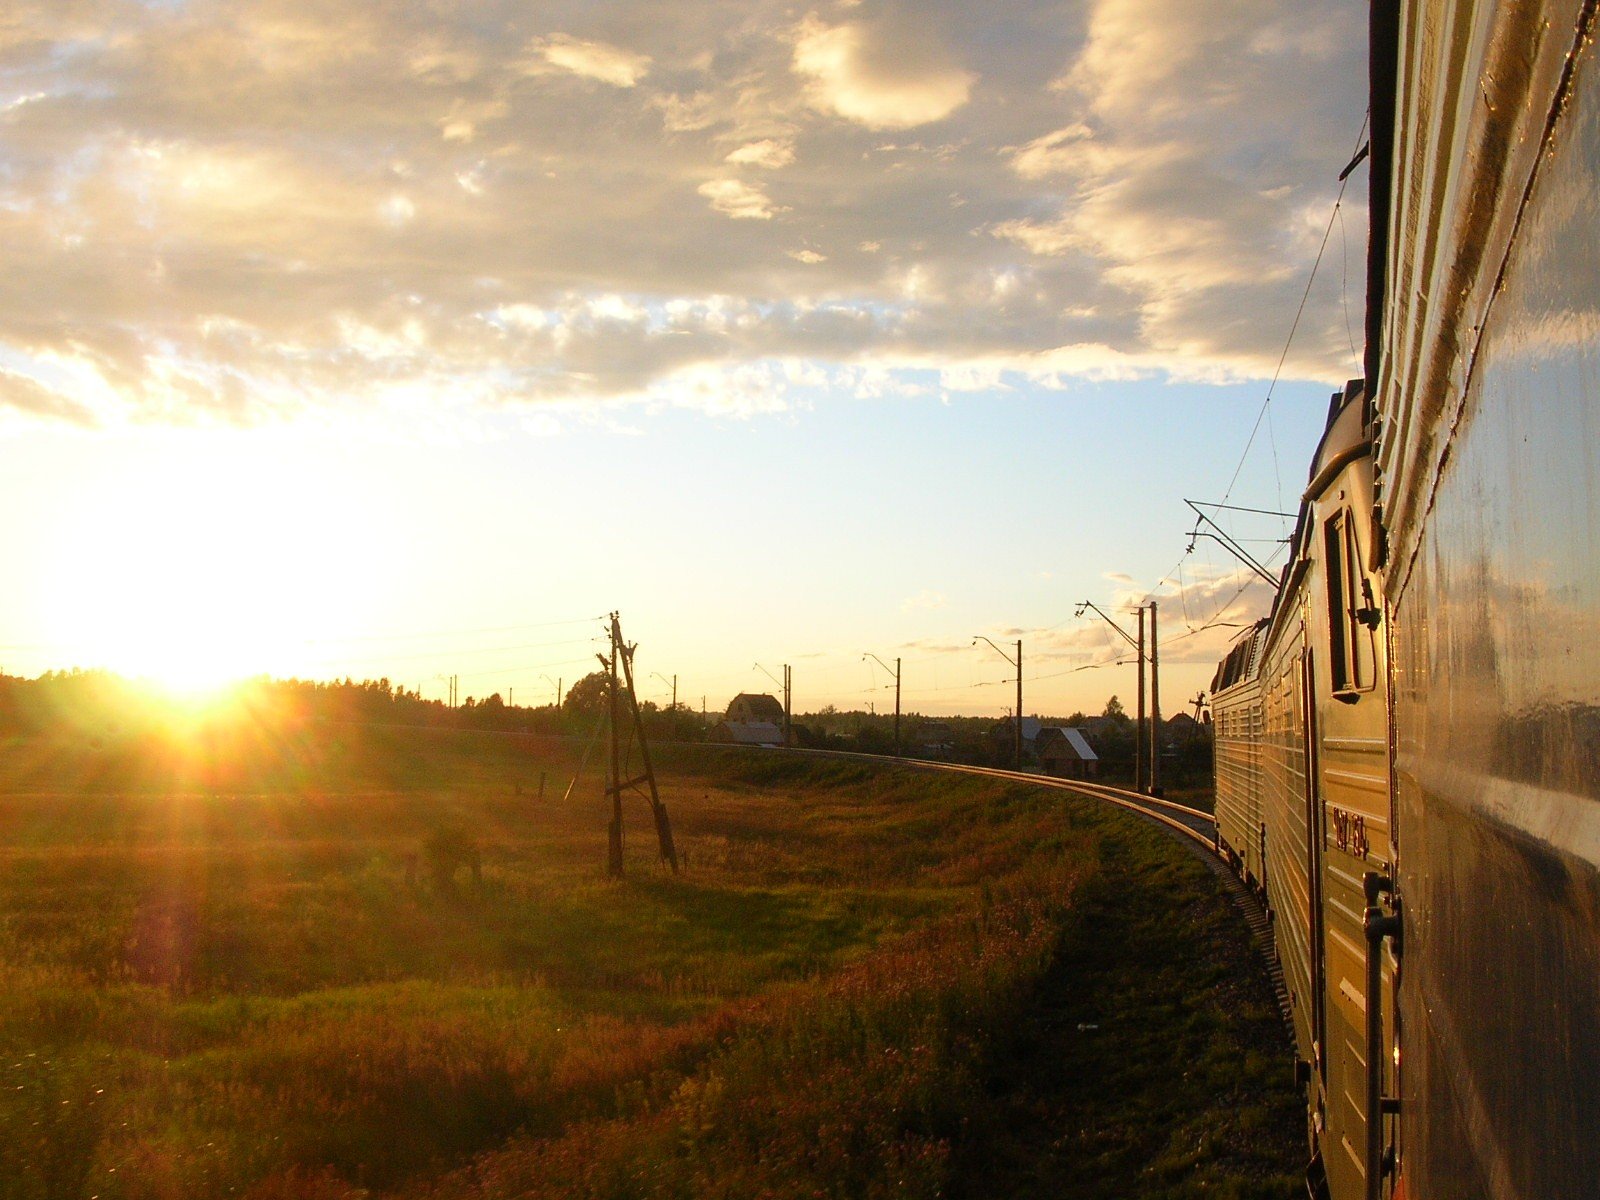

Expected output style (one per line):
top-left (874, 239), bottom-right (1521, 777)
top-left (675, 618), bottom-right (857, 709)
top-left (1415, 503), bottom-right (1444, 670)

top-left (0, 0), bottom-right (1370, 717)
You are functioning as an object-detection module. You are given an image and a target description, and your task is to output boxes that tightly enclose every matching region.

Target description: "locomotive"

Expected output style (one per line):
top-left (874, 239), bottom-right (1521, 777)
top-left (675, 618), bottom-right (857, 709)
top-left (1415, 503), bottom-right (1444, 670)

top-left (1209, 3), bottom-right (1600, 1198)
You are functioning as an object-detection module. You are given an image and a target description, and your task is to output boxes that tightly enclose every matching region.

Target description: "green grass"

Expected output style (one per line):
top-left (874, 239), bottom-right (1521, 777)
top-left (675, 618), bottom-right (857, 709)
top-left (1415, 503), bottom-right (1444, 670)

top-left (0, 725), bottom-right (1295, 1198)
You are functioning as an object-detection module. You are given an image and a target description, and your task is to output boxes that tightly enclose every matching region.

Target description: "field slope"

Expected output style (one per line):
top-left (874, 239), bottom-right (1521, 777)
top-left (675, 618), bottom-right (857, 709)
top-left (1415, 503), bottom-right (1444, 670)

top-left (0, 726), bottom-right (1297, 1198)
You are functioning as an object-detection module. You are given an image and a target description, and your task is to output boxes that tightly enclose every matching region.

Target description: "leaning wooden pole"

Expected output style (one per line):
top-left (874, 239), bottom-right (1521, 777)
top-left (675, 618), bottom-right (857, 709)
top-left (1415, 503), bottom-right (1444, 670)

top-left (614, 613), bottom-right (678, 872)
top-left (604, 625), bottom-right (624, 878)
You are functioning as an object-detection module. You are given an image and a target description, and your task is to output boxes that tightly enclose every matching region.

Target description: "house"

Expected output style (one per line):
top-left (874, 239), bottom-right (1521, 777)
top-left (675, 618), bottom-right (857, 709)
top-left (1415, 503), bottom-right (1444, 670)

top-left (714, 694), bottom-right (790, 747)
top-left (709, 720), bottom-right (786, 747)
top-left (726, 693), bottom-right (785, 724)
top-left (1035, 726), bottom-right (1100, 778)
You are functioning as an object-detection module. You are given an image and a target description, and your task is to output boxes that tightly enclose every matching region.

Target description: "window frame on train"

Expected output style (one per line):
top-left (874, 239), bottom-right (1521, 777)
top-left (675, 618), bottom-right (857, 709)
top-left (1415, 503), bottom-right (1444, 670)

top-left (1323, 508), bottom-right (1376, 701)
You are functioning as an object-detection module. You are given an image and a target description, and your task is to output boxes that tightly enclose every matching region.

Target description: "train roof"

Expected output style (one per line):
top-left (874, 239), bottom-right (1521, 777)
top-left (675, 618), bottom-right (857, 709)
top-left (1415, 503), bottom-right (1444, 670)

top-left (1209, 618), bottom-right (1269, 695)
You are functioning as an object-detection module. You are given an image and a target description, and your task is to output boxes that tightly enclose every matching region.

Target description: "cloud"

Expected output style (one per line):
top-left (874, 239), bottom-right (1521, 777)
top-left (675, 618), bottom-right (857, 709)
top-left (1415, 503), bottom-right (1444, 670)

top-left (0, 0), bottom-right (1367, 428)
top-left (438, 97), bottom-right (507, 143)
top-left (1006, 0), bottom-right (1368, 377)
top-left (525, 34), bottom-right (650, 87)
top-left (901, 589), bottom-right (947, 613)
top-left (698, 178), bottom-right (783, 220)
top-left (725, 138), bottom-right (795, 168)
top-left (792, 11), bottom-right (975, 129)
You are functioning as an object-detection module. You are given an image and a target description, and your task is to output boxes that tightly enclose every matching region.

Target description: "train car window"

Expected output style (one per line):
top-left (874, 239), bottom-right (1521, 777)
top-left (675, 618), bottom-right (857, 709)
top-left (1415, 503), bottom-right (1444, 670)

top-left (1324, 510), bottom-right (1375, 698)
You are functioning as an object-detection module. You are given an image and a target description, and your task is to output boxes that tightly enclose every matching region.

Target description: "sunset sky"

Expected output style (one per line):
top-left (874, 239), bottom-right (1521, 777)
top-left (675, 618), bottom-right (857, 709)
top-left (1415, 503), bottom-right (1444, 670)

top-left (0, 0), bottom-right (1368, 717)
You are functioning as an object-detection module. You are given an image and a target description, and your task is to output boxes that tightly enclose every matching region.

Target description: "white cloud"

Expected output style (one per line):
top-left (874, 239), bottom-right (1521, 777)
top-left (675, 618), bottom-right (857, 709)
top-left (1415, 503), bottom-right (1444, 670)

top-left (1006, 123), bottom-right (1095, 180)
top-left (438, 98), bottom-right (507, 143)
top-left (698, 178), bottom-right (783, 220)
top-left (901, 589), bottom-right (947, 613)
top-left (525, 33), bottom-right (651, 87)
top-left (792, 12), bottom-right (975, 129)
top-left (788, 248), bottom-right (826, 264)
top-left (724, 138), bottom-right (796, 169)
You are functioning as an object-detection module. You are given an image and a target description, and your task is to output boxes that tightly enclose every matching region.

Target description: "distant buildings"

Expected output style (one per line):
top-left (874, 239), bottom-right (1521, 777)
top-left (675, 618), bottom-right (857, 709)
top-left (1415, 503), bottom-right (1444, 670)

top-left (710, 693), bottom-right (789, 747)
top-left (708, 719), bottom-right (786, 747)
top-left (725, 693), bottom-right (785, 724)
top-left (1034, 726), bottom-right (1099, 778)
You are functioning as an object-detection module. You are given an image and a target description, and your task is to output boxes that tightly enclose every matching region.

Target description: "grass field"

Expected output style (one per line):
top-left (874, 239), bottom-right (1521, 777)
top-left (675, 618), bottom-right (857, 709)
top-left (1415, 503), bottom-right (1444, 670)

top-left (0, 721), bottom-right (1296, 1199)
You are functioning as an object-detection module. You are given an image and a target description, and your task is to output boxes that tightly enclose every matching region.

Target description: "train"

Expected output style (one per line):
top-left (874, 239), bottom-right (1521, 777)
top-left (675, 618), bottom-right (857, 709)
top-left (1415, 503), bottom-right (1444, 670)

top-left (1208, 2), bottom-right (1600, 1198)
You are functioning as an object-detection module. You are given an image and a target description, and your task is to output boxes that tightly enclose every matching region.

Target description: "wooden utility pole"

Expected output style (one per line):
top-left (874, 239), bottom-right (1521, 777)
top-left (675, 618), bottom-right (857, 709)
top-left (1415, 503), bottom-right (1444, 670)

top-left (783, 664), bottom-right (792, 746)
top-left (604, 635), bottom-right (624, 876)
top-left (1135, 606), bottom-right (1147, 794)
top-left (1149, 601), bottom-right (1162, 797)
top-left (599, 612), bottom-right (678, 878)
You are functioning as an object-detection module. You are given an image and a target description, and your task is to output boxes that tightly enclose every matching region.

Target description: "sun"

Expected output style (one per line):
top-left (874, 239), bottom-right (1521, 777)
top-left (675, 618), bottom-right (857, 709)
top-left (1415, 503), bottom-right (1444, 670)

top-left (41, 432), bottom-right (390, 694)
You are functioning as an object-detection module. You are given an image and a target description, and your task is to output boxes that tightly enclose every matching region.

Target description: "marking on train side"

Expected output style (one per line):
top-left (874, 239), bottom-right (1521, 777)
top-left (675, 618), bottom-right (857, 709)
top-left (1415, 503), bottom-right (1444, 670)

top-left (1329, 806), bottom-right (1371, 857)
top-left (1342, 1135), bottom-right (1367, 1177)
top-left (1338, 977), bottom-right (1367, 1013)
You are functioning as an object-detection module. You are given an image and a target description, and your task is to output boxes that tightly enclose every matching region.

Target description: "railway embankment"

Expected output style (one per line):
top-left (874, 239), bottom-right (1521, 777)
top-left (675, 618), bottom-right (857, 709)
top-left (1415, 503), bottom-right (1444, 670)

top-left (946, 796), bottom-right (1301, 1199)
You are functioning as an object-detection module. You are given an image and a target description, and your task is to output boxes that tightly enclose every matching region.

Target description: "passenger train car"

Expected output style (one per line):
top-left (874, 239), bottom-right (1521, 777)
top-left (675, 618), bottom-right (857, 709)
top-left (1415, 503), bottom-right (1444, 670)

top-left (1210, 3), bottom-right (1600, 1198)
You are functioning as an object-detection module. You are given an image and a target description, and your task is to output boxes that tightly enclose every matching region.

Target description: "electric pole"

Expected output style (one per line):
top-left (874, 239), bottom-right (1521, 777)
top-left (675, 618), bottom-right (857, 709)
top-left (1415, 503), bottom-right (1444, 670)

top-left (753, 662), bottom-right (789, 741)
top-left (1136, 605), bottom-right (1146, 794)
top-left (598, 612), bottom-right (678, 877)
top-left (1073, 601), bottom-right (1148, 792)
top-left (1016, 640), bottom-right (1022, 770)
top-left (974, 636), bottom-right (1023, 770)
top-left (1149, 601), bottom-right (1162, 797)
top-left (603, 636), bottom-right (623, 876)
top-left (864, 652), bottom-right (902, 757)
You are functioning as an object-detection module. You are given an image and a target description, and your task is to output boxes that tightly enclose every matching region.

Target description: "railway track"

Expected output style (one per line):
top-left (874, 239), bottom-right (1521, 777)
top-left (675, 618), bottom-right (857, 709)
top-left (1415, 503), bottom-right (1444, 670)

top-left (779, 747), bottom-right (1219, 848)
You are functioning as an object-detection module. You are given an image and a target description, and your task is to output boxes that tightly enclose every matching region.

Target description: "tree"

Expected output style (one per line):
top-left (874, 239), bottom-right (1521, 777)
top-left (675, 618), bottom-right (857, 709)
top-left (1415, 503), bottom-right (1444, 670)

top-left (1102, 694), bottom-right (1127, 720)
top-left (563, 670), bottom-right (610, 718)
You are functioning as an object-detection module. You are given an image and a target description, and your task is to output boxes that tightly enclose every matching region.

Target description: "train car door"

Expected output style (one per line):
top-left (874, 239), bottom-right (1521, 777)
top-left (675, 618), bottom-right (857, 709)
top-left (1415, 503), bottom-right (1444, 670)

top-left (1314, 500), bottom-right (1393, 1200)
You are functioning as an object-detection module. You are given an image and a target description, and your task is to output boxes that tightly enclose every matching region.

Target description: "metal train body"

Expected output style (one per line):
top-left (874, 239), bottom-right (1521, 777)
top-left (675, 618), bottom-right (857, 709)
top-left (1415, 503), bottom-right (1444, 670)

top-left (1210, 3), bottom-right (1600, 1197)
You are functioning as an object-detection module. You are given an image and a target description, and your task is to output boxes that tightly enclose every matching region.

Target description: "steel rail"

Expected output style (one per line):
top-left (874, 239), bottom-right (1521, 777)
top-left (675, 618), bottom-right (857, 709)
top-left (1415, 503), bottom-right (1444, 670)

top-left (775, 747), bottom-right (1218, 850)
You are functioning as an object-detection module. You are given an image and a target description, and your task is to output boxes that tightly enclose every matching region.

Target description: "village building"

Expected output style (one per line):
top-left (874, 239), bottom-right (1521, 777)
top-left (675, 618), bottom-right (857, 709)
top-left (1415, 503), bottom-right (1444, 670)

top-left (1034, 726), bottom-right (1100, 779)
top-left (725, 693), bottom-right (785, 724)
top-left (708, 720), bottom-right (786, 747)
top-left (710, 693), bottom-right (789, 747)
